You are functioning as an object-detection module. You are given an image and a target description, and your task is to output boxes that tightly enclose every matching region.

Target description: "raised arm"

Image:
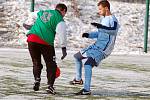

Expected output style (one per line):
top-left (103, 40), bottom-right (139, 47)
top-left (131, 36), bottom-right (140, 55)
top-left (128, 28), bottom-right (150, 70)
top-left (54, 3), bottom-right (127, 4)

top-left (91, 21), bottom-right (118, 35)
top-left (99, 21), bottom-right (118, 35)
top-left (82, 31), bottom-right (99, 39)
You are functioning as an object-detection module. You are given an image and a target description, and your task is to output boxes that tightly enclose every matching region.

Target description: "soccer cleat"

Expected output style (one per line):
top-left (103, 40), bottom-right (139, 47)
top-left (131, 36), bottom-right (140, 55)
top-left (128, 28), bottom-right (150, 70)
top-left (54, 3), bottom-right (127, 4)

top-left (75, 89), bottom-right (91, 95)
top-left (70, 79), bottom-right (83, 85)
top-left (33, 81), bottom-right (40, 91)
top-left (46, 86), bottom-right (56, 95)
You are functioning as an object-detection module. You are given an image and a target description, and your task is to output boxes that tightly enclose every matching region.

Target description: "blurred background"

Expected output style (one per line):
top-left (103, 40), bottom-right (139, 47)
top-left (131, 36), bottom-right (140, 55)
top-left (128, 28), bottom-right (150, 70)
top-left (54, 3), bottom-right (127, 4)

top-left (0, 0), bottom-right (149, 54)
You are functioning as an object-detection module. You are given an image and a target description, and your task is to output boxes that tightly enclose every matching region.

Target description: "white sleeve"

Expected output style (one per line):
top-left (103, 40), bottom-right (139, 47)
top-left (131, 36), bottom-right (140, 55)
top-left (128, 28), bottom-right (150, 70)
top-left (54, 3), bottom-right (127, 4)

top-left (56, 21), bottom-right (67, 47)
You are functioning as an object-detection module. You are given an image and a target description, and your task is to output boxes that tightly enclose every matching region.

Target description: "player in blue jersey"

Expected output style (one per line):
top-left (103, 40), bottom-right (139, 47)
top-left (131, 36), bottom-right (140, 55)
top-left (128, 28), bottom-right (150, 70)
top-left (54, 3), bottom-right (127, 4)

top-left (70, 0), bottom-right (119, 95)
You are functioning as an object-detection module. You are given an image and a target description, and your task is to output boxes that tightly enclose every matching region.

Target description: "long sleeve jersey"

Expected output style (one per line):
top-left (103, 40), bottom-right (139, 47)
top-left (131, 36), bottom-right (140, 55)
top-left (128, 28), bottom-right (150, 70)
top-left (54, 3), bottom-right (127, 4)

top-left (26, 10), bottom-right (67, 47)
top-left (81, 15), bottom-right (119, 65)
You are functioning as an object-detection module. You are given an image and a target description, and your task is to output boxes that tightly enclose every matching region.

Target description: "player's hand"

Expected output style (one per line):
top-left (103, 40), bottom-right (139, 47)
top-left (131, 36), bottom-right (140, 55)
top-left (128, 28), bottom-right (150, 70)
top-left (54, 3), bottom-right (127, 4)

top-left (91, 22), bottom-right (102, 28)
top-left (23, 23), bottom-right (33, 30)
top-left (82, 33), bottom-right (89, 38)
top-left (61, 47), bottom-right (67, 60)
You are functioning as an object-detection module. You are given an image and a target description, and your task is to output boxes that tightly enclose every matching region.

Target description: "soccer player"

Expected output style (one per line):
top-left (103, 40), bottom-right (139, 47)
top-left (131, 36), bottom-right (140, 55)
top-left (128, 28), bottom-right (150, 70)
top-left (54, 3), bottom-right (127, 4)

top-left (26, 3), bottom-right (67, 95)
top-left (70, 0), bottom-right (119, 95)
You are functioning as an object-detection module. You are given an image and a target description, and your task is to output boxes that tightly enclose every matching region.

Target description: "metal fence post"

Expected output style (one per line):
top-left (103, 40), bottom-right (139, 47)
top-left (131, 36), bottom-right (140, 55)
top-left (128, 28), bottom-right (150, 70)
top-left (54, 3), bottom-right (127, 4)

top-left (144, 0), bottom-right (149, 53)
top-left (31, 0), bottom-right (35, 12)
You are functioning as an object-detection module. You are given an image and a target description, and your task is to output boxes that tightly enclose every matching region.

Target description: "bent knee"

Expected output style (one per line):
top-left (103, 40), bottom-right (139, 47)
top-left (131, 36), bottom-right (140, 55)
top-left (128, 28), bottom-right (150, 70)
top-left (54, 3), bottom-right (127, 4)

top-left (74, 52), bottom-right (83, 60)
top-left (84, 57), bottom-right (96, 67)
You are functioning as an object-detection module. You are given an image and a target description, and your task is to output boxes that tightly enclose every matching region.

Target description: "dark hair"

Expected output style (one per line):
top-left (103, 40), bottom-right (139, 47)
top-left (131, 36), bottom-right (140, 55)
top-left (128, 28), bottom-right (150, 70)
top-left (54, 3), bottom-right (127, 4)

top-left (97, 0), bottom-right (110, 10)
top-left (55, 3), bottom-right (67, 12)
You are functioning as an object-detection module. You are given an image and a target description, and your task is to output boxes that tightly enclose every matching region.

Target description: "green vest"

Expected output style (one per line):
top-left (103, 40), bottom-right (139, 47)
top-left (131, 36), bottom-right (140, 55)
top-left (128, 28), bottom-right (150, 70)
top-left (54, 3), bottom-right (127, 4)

top-left (27, 10), bottom-right (64, 46)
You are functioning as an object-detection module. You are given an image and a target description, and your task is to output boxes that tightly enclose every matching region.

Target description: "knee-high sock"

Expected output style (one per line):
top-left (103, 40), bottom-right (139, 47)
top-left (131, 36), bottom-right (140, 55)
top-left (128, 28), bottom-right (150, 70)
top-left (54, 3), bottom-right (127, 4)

top-left (75, 58), bottom-right (82, 80)
top-left (84, 64), bottom-right (92, 91)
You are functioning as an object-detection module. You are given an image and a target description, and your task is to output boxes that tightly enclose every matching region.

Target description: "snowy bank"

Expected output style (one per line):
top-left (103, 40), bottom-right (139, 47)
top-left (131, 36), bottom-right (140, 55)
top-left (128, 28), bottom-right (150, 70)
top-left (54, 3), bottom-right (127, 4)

top-left (1, 0), bottom-right (150, 55)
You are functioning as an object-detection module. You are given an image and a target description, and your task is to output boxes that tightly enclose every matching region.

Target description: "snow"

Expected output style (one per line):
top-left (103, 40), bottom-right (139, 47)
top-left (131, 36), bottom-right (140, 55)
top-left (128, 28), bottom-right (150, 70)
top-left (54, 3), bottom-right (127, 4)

top-left (0, 48), bottom-right (150, 99)
top-left (1, 0), bottom-right (150, 54)
top-left (1, 1), bottom-right (150, 99)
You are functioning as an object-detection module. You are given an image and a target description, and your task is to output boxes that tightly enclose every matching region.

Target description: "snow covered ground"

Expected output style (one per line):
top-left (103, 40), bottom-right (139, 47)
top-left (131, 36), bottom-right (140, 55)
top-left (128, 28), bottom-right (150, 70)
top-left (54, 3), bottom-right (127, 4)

top-left (0, 0), bottom-right (150, 55)
top-left (0, 48), bottom-right (150, 100)
top-left (0, 1), bottom-right (150, 99)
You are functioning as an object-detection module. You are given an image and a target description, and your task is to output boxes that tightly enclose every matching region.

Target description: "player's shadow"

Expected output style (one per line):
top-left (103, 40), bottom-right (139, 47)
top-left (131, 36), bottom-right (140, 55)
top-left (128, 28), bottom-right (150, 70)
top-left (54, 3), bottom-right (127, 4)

top-left (57, 88), bottom-right (150, 98)
top-left (92, 89), bottom-right (150, 97)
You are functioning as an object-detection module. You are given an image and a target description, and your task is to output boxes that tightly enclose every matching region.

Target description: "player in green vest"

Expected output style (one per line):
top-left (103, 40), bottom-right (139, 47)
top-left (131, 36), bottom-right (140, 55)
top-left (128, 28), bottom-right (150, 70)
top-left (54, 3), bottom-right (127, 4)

top-left (26, 3), bottom-right (67, 95)
top-left (27, 8), bottom-right (65, 46)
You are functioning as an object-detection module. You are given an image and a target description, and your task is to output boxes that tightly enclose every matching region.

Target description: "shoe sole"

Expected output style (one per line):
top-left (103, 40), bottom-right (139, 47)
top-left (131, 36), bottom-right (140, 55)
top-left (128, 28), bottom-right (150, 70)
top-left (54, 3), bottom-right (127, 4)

top-left (46, 89), bottom-right (56, 95)
top-left (70, 81), bottom-right (83, 85)
top-left (75, 92), bottom-right (91, 95)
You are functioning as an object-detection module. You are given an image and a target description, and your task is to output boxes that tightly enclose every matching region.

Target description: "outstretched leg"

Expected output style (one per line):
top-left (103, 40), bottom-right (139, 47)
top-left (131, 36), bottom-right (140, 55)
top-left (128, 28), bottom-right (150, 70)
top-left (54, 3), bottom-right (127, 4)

top-left (70, 52), bottom-right (85, 85)
top-left (74, 52), bottom-right (83, 80)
